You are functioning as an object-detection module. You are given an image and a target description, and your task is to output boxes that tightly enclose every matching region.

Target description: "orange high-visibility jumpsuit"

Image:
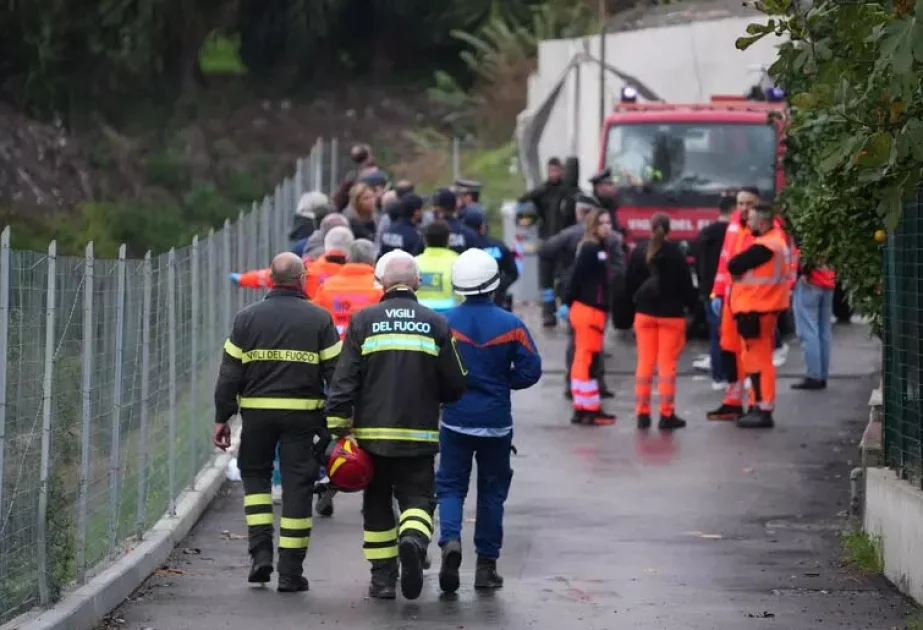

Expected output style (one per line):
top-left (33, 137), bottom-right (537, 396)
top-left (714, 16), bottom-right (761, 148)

top-left (236, 255), bottom-right (318, 291)
top-left (728, 228), bottom-right (792, 413)
top-left (313, 263), bottom-right (383, 338)
top-left (569, 301), bottom-right (608, 412)
top-left (304, 251), bottom-right (347, 300)
top-left (634, 314), bottom-right (686, 417)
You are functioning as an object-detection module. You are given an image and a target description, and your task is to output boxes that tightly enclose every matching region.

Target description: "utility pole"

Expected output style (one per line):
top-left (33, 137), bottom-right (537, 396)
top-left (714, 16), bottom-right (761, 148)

top-left (599, 0), bottom-right (607, 128)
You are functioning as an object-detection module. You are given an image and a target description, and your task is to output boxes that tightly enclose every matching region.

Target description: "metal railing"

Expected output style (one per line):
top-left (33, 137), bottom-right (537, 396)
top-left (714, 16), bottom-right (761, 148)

top-left (0, 140), bottom-right (333, 624)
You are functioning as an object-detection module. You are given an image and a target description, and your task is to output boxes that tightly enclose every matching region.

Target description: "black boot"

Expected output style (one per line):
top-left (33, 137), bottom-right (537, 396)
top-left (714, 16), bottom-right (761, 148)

top-left (658, 414), bottom-right (687, 431)
top-left (599, 385), bottom-right (615, 399)
top-left (791, 378), bottom-right (826, 390)
top-left (248, 548), bottom-right (273, 584)
top-left (439, 540), bottom-right (463, 594)
top-left (277, 575), bottom-right (309, 593)
top-left (398, 535), bottom-right (426, 600)
top-left (706, 403), bottom-right (744, 421)
top-left (473, 556), bottom-right (503, 590)
top-left (636, 413), bottom-right (652, 430)
top-left (736, 408), bottom-right (774, 429)
top-left (541, 300), bottom-right (557, 327)
top-left (277, 548), bottom-right (308, 592)
top-left (315, 488), bottom-right (336, 517)
top-left (368, 559), bottom-right (398, 599)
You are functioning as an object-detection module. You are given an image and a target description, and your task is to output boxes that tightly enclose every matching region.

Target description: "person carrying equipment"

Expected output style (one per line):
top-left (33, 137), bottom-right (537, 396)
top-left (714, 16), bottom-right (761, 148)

top-left (323, 251), bottom-right (468, 601)
top-left (540, 195), bottom-right (624, 400)
top-left (561, 208), bottom-right (618, 425)
top-left (624, 213), bottom-right (698, 430)
top-left (460, 206), bottom-right (519, 311)
top-left (213, 252), bottom-right (342, 593)
top-left (415, 220), bottom-right (461, 313)
top-left (726, 203), bottom-right (792, 429)
top-left (314, 239), bottom-right (383, 339)
top-left (303, 226), bottom-right (353, 300)
top-left (436, 249), bottom-right (542, 594)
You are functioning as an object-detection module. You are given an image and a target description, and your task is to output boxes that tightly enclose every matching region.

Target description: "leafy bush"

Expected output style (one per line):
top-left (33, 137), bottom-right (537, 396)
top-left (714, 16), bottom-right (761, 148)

top-left (738, 0), bottom-right (923, 328)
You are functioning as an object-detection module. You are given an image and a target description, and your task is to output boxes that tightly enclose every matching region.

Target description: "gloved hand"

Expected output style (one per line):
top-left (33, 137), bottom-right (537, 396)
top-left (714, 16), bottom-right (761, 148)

top-left (710, 296), bottom-right (722, 317)
top-left (557, 303), bottom-right (570, 321)
top-left (313, 428), bottom-right (332, 463)
top-left (229, 272), bottom-right (241, 285)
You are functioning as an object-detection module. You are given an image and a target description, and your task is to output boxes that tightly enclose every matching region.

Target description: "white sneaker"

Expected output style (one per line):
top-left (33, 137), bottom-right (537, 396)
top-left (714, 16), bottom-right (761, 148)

top-left (271, 484), bottom-right (283, 505)
top-left (692, 356), bottom-right (711, 371)
top-left (711, 380), bottom-right (727, 391)
top-left (772, 342), bottom-right (789, 367)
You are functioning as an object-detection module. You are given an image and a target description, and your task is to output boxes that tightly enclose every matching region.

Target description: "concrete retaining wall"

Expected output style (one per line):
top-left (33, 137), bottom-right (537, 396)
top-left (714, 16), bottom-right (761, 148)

top-left (864, 467), bottom-right (923, 604)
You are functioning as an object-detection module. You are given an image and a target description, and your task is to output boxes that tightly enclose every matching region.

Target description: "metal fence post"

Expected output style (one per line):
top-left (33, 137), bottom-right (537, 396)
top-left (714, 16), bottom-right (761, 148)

top-left (452, 137), bottom-right (461, 180)
top-left (76, 242), bottom-right (94, 583)
top-left (136, 252), bottom-right (152, 534)
top-left (222, 220), bottom-right (232, 334)
top-left (207, 228), bottom-right (217, 374)
top-left (314, 138), bottom-right (323, 191)
top-left (251, 203), bottom-right (260, 269)
top-left (0, 227), bottom-right (9, 543)
top-left (167, 248), bottom-right (177, 516)
top-left (109, 244), bottom-right (126, 555)
top-left (295, 158), bottom-right (304, 203)
top-left (37, 240), bottom-right (56, 605)
top-left (190, 236), bottom-right (199, 488)
top-left (273, 184), bottom-right (283, 252)
top-left (330, 137), bottom-right (339, 195)
top-left (236, 212), bottom-right (245, 311)
top-left (261, 196), bottom-right (271, 263)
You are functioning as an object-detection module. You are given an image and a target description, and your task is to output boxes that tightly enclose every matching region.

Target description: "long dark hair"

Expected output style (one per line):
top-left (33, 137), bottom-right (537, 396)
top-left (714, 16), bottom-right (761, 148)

top-left (645, 212), bottom-right (671, 265)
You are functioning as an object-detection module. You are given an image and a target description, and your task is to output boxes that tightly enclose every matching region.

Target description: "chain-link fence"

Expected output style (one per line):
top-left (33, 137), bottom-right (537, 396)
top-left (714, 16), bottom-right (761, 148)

top-left (883, 192), bottom-right (923, 490)
top-left (0, 140), bottom-right (336, 624)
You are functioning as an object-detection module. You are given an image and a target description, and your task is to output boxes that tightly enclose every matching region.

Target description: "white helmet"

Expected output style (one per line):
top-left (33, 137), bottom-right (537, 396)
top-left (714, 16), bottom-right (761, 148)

top-left (452, 249), bottom-right (500, 296)
top-left (374, 250), bottom-right (415, 287)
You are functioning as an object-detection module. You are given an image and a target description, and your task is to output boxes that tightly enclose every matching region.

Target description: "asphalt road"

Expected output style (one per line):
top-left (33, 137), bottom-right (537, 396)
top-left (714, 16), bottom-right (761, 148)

top-left (98, 321), bottom-right (918, 630)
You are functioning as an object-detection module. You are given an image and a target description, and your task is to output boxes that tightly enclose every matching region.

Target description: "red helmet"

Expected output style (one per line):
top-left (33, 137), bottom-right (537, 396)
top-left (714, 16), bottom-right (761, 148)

top-left (326, 437), bottom-right (374, 492)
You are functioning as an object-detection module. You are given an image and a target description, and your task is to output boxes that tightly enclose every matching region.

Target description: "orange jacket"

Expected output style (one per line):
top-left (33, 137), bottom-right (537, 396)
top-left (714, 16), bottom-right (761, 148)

top-left (729, 227), bottom-right (792, 314)
top-left (712, 210), bottom-right (786, 299)
top-left (235, 254), bottom-right (318, 291)
top-left (313, 263), bottom-right (383, 338)
top-left (305, 251), bottom-right (348, 299)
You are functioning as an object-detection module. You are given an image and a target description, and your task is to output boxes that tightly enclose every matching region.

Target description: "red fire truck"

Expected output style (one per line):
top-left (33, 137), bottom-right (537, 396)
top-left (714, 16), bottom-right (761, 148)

top-left (599, 87), bottom-right (787, 247)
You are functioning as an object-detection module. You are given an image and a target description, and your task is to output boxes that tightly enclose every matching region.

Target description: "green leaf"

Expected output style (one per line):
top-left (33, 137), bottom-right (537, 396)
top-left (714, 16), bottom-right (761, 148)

top-left (735, 34), bottom-right (767, 50)
top-left (878, 18), bottom-right (915, 75)
top-left (746, 22), bottom-right (771, 35)
top-left (817, 135), bottom-right (859, 173)
top-left (878, 187), bottom-right (904, 231)
top-left (912, 21), bottom-right (923, 62)
top-left (902, 119), bottom-right (923, 162)
top-left (790, 92), bottom-right (817, 109)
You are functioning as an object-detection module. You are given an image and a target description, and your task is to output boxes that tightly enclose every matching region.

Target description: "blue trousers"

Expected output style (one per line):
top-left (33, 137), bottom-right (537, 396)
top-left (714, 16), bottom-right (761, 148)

top-left (436, 428), bottom-right (514, 560)
top-left (793, 280), bottom-right (833, 380)
top-left (704, 297), bottom-right (725, 382)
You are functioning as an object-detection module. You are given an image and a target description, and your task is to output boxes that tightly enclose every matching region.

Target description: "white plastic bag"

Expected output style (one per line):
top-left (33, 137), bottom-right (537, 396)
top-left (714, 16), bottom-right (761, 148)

top-left (226, 457), bottom-right (242, 482)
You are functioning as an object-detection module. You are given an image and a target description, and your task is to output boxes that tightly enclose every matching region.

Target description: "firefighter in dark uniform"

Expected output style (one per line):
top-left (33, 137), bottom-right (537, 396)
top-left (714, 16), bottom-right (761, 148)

top-left (323, 251), bottom-right (468, 601)
top-left (213, 252), bottom-right (342, 593)
top-left (461, 206), bottom-right (519, 311)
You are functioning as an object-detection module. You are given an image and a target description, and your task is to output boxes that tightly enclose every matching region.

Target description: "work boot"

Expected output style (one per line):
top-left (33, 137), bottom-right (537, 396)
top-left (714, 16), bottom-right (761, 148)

top-left (315, 488), bottom-right (335, 517)
top-left (791, 378), bottom-right (826, 390)
top-left (439, 540), bottom-right (463, 594)
top-left (277, 575), bottom-right (309, 593)
top-left (736, 409), bottom-right (774, 429)
top-left (368, 559), bottom-right (398, 599)
top-left (248, 549), bottom-right (273, 584)
top-left (636, 413), bottom-right (652, 430)
top-left (423, 549), bottom-right (432, 570)
top-left (564, 389), bottom-right (573, 401)
top-left (398, 535), bottom-right (426, 600)
top-left (473, 556), bottom-right (504, 590)
top-left (591, 410), bottom-right (616, 425)
top-left (706, 403), bottom-right (744, 421)
top-left (658, 413), bottom-right (687, 431)
top-left (599, 384), bottom-right (615, 399)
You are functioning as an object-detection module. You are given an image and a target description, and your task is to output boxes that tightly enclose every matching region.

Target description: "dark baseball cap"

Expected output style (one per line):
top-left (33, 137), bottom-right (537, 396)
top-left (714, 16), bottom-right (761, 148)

top-left (432, 188), bottom-right (457, 210)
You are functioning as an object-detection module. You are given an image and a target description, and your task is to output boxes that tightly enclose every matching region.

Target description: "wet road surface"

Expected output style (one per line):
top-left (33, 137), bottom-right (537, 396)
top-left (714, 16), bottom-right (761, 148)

top-left (99, 321), bottom-right (917, 629)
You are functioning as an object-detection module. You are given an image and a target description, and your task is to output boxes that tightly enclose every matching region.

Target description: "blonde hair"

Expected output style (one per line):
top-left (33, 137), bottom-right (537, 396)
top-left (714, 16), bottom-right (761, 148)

top-left (349, 183), bottom-right (374, 212)
top-left (645, 212), bottom-right (671, 265)
top-left (579, 208), bottom-right (607, 249)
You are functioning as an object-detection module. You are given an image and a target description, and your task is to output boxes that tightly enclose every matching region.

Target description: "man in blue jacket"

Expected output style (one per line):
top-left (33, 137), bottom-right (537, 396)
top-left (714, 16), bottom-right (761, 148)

top-left (436, 248), bottom-right (543, 594)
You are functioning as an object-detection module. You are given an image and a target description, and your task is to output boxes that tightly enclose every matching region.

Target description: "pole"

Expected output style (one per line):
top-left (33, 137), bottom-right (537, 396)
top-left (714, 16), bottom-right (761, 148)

top-left (37, 240), bottom-right (57, 605)
top-left (190, 236), bottom-right (199, 488)
top-left (108, 244), bottom-right (126, 555)
top-left (0, 227), bottom-right (10, 558)
top-left (167, 248), bottom-right (177, 516)
top-left (599, 0), bottom-right (607, 128)
top-left (136, 252), bottom-right (152, 535)
top-left (76, 243), bottom-right (93, 582)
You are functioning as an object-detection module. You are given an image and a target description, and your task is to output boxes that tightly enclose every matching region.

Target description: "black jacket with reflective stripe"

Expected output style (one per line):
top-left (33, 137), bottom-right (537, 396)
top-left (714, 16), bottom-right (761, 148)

top-left (324, 289), bottom-right (468, 457)
top-left (214, 288), bottom-right (342, 423)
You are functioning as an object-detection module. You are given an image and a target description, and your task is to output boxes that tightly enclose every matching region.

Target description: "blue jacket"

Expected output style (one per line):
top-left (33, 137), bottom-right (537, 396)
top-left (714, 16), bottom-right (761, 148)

top-left (446, 217), bottom-right (483, 254)
top-left (443, 296), bottom-right (542, 431)
top-left (379, 218), bottom-right (424, 257)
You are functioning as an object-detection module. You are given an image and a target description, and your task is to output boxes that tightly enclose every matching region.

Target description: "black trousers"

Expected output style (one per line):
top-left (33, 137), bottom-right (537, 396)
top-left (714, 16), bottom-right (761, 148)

top-left (362, 454), bottom-right (435, 568)
top-left (237, 410), bottom-right (322, 577)
top-left (564, 323), bottom-right (606, 390)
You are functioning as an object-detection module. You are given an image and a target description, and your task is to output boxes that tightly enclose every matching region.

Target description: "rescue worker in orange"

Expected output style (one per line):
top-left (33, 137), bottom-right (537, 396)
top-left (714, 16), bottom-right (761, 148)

top-left (624, 213), bottom-right (698, 430)
top-left (560, 208), bottom-right (617, 426)
top-left (706, 186), bottom-right (785, 420)
top-left (726, 203), bottom-right (792, 429)
top-left (313, 239), bottom-right (383, 339)
top-left (304, 226), bottom-right (354, 300)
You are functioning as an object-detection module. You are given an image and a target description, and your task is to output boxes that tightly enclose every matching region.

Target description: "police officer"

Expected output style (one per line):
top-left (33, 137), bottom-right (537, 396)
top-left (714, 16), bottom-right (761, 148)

top-left (588, 168), bottom-right (627, 235)
top-left (379, 193), bottom-right (425, 257)
top-left (539, 195), bottom-right (625, 399)
top-left (461, 206), bottom-right (519, 311)
top-left (415, 221), bottom-right (460, 313)
top-left (432, 188), bottom-right (481, 253)
top-left (213, 252), bottom-right (342, 593)
top-left (454, 178), bottom-right (482, 217)
top-left (324, 251), bottom-right (468, 601)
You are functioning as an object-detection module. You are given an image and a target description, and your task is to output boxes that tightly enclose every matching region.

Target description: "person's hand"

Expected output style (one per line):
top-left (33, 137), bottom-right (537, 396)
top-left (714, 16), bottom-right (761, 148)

top-left (314, 427), bottom-right (332, 462)
top-left (710, 296), bottom-right (722, 317)
top-left (557, 303), bottom-right (570, 321)
top-left (213, 423), bottom-right (231, 451)
top-left (229, 272), bottom-right (241, 285)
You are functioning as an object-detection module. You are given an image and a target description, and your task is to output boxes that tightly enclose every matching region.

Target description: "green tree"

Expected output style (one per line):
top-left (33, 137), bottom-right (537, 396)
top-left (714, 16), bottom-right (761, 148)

top-left (737, 0), bottom-right (923, 327)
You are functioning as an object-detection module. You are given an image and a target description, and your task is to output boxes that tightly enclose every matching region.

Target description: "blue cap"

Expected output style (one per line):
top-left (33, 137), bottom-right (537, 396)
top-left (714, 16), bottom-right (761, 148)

top-left (461, 204), bottom-right (486, 229)
top-left (400, 193), bottom-right (424, 217)
top-left (360, 169), bottom-right (388, 187)
top-left (432, 188), bottom-right (456, 210)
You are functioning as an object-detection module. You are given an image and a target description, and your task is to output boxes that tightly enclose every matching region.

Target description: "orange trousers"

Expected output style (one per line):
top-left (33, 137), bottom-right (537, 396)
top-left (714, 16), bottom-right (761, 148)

top-left (633, 313), bottom-right (686, 416)
top-left (719, 297), bottom-right (750, 407)
top-left (569, 301), bottom-right (607, 411)
top-left (740, 313), bottom-right (778, 411)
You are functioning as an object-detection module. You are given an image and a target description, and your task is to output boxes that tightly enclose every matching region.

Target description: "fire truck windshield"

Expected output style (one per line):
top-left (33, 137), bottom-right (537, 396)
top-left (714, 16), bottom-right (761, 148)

top-left (604, 122), bottom-right (776, 202)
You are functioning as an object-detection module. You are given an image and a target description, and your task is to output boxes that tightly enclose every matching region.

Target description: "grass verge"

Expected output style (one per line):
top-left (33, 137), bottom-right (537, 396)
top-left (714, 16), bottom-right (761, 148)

top-left (841, 527), bottom-right (884, 575)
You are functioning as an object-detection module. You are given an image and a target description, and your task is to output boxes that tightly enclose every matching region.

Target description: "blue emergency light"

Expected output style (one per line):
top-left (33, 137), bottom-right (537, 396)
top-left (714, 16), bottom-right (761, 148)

top-left (620, 86), bottom-right (638, 103)
top-left (765, 87), bottom-right (785, 102)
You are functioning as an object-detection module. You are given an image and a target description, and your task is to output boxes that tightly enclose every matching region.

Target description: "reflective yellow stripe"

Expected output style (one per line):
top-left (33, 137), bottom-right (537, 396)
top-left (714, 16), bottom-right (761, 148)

top-left (400, 508), bottom-right (433, 526)
top-left (279, 536), bottom-right (310, 549)
top-left (363, 529), bottom-right (398, 543)
top-left (449, 336), bottom-right (468, 376)
top-left (320, 340), bottom-right (342, 361)
top-left (243, 494), bottom-right (273, 507)
top-left (280, 517), bottom-right (313, 530)
top-left (241, 348), bottom-right (319, 364)
top-left (239, 397), bottom-right (325, 410)
top-left (327, 416), bottom-right (351, 429)
top-left (246, 513), bottom-right (274, 526)
top-left (224, 339), bottom-right (243, 359)
top-left (399, 521), bottom-right (432, 538)
top-left (361, 334), bottom-right (438, 356)
top-left (364, 546), bottom-right (399, 560)
top-left (353, 427), bottom-right (439, 443)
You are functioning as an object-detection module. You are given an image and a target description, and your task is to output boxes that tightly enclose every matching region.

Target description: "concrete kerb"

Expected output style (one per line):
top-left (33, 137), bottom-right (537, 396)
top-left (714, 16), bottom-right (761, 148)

top-left (1, 420), bottom-right (241, 630)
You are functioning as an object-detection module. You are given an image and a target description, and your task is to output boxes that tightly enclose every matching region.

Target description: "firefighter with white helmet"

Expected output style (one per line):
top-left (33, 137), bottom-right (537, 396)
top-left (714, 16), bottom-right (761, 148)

top-left (435, 249), bottom-right (542, 594)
